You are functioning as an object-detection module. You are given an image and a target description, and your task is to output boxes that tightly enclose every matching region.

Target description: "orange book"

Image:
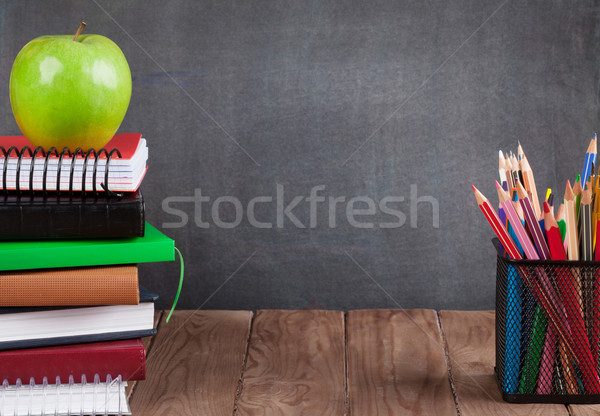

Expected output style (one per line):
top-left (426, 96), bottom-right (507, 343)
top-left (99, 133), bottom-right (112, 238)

top-left (0, 265), bottom-right (139, 307)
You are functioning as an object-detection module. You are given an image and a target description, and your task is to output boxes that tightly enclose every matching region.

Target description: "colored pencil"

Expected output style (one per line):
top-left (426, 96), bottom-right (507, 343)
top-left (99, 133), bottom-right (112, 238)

top-left (511, 188), bottom-right (525, 222)
top-left (565, 181), bottom-right (579, 261)
top-left (504, 152), bottom-right (514, 191)
top-left (521, 154), bottom-right (541, 218)
top-left (582, 133), bottom-right (597, 186)
top-left (511, 152), bottom-right (521, 185)
top-left (543, 201), bottom-right (577, 393)
top-left (499, 150), bottom-right (508, 186)
top-left (574, 178), bottom-right (583, 223)
top-left (518, 141), bottom-right (524, 161)
top-left (593, 170), bottom-right (600, 248)
top-left (581, 189), bottom-right (593, 261)
top-left (519, 306), bottom-right (547, 394)
top-left (537, 324), bottom-right (559, 394)
top-left (517, 181), bottom-right (550, 259)
top-left (498, 182), bottom-right (539, 260)
top-left (581, 190), bottom-right (594, 345)
top-left (515, 183), bottom-right (551, 392)
top-left (556, 203), bottom-right (568, 254)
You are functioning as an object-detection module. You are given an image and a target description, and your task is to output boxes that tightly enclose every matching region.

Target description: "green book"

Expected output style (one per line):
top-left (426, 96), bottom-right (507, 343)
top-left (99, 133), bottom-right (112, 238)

top-left (0, 222), bottom-right (174, 271)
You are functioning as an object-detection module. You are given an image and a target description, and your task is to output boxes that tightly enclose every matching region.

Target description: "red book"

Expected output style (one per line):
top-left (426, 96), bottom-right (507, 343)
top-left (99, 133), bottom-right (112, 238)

top-left (0, 339), bottom-right (146, 384)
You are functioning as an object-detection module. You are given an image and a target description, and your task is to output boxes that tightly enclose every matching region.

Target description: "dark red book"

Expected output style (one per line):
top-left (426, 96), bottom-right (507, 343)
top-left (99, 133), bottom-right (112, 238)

top-left (0, 339), bottom-right (146, 384)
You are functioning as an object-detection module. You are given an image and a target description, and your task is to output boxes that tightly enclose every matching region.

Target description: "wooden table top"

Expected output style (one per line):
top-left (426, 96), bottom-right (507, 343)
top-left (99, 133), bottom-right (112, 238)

top-left (129, 310), bottom-right (600, 415)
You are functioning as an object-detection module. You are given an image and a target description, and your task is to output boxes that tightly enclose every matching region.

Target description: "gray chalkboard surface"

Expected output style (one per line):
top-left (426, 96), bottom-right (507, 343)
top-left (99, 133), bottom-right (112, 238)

top-left (0, 0), bottom-right (598, 310)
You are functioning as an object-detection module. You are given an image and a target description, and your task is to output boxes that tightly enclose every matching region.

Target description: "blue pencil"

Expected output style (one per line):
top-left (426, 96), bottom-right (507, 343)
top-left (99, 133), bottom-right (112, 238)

top-left (581, 133), bottom-right (597, 185)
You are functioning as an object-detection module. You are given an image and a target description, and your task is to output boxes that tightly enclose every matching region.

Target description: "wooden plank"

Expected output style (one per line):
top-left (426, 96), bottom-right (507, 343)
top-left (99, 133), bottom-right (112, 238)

top-left (440, 310), bottom-right (568, 416)
top-left (236, 310), bottom-right (346, 416)
top-left (570, 403), bottom-right (600, 415)
top-left (127, 310), bottom-right (163, 399)
top-left (347, 309), bottom-right (457, 415)
top-left (129, 310), bottom-right (253, 416)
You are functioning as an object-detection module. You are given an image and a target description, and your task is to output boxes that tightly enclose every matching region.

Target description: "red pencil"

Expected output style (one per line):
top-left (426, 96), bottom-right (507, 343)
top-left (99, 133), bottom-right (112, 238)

top-left (472, 185), bottom-right (520, 259)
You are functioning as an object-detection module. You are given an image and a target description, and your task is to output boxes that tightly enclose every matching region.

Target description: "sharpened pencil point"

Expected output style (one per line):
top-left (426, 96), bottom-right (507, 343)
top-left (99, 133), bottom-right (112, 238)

top-left (565, 180), bottom-right (575, 201)
top-left (543, 201), bottom-right (551, 213)
top-left (472, 184), bottom-right (478, 193)
top-left (516, 181), bottom-right (528, 199)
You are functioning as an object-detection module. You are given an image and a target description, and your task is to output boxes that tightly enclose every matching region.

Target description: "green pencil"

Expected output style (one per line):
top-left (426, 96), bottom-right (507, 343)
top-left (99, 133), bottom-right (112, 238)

top-left (518, 306), bottom-right (548, 394)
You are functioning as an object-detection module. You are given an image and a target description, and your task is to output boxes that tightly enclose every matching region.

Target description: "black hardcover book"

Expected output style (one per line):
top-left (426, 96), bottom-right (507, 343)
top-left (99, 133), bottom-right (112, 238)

top-left (0, 190), bottom-right (145, 239)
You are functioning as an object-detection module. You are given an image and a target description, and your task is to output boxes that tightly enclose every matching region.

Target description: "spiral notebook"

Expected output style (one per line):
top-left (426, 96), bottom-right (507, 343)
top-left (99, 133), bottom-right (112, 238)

top-left (0, 375), bottom-right (130, 416)
top-left (0, 133), bottom-right (147, 193)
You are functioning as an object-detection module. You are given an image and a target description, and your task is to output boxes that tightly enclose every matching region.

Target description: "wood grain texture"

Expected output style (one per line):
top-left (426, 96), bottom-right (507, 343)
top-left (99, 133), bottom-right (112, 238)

top-left (129, 310), bottom-right (253, 416)
top-left (236, 310), bottom-right (346, 416)
top-left (569, 403), bottom-right (600, 415)
top-left (347, 309), bottom-right (457, 415)
top-left (127, 310), bottom-right (163, 399)
top-left (441, 311), bottom-right (568, 416)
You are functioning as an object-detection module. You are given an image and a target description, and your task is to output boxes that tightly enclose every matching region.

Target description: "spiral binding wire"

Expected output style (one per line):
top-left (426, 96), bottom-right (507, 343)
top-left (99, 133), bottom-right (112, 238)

top-left (0, 374), bottom-right (127, 416)
top-left (0, 146), bottom-right (123, 198)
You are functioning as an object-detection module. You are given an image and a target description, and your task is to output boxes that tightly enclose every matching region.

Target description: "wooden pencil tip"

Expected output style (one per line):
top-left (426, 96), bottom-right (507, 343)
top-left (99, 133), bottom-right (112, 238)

top-left (472, 184), bottom-right (478, 193)
top-left (494, 180), bottom-right (502, 190)
top-left (582, 188), bottom-right (592, 204)
top-left (543, 201), bottom-right (550, 213)
top-left (565, 181), bottom-right (575, 200)
top-left (516, 180), bottom-right (527, 199)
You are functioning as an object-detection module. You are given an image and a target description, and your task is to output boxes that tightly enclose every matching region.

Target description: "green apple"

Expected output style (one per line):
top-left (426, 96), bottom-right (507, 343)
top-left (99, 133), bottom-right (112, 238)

top-left (9, 23), bottom-right (131, 150)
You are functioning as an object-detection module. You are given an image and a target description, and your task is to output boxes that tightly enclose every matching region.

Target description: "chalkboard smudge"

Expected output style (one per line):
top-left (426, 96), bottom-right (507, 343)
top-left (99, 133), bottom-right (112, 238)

top-left (132, 69), bottom-right (209, 87)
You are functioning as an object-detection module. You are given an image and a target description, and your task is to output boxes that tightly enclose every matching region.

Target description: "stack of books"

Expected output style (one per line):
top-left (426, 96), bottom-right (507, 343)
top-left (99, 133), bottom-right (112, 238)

top-left (0, 133), bottom-right (175, 415)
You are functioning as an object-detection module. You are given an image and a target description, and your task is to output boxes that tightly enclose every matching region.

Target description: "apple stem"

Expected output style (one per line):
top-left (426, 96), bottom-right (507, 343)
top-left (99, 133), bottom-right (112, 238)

top-left (73, 22), bottom-right (86, 42)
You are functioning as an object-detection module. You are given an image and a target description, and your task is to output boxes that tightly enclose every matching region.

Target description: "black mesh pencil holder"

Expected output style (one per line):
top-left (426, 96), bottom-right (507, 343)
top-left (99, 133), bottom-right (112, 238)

top-left (494, 240), bottom-right (600, 404)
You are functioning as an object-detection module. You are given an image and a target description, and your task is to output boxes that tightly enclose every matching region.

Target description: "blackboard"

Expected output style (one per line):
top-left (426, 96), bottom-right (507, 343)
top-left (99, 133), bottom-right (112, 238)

top-left (0, 0), bottom-right (598, 310)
